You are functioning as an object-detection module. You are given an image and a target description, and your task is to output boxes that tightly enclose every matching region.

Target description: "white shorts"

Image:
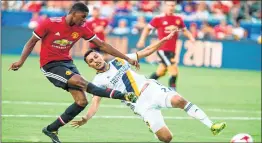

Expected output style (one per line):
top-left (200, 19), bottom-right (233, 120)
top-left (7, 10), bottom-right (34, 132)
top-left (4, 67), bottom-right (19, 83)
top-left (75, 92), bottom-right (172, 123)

top-left (134, 79), bottom-right (178, 133)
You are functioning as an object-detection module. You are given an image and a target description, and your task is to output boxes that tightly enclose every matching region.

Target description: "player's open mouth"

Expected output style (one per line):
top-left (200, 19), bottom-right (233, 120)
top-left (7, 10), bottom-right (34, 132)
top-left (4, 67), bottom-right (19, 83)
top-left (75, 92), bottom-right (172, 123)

top-left (96, 63), bottom-right (101, 67)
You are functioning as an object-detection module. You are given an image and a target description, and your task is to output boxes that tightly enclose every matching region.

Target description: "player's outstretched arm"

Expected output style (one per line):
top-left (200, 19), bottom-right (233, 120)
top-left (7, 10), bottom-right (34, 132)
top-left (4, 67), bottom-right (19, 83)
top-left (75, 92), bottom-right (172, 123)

top-left (182, 28), bottom-right (195, 42)
top-left (70, 96), bottom-right (102, 128)
top-left (136, 26), bottom-right (152, 48)
top-left (136, 30), bottom-right (177, 59)
top-left (9, 35), bottom-right (39, 71)
top-left (90, 38), bottom-right (139, 69)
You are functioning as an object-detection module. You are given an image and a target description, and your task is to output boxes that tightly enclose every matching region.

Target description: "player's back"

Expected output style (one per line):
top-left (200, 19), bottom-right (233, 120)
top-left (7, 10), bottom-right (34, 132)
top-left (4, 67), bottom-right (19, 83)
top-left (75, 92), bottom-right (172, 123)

top-left (33, 16), bottom-right (95, 67)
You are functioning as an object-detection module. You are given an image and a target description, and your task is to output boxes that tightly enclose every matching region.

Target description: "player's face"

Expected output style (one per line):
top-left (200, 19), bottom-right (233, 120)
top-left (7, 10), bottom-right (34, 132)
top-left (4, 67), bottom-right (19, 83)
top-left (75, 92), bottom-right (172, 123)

top-left (73, 11), bottom-right (88, 26)
top-left (165, 1), bottom-right (175, 14)
top-left (86, 52), bottom-right (106, 70)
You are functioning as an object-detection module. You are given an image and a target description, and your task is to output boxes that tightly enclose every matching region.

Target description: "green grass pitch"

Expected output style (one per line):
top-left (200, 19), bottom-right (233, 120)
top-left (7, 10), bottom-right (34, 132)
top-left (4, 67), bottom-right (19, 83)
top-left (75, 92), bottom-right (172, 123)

top-left (1, 55), bottom-right (261, 142)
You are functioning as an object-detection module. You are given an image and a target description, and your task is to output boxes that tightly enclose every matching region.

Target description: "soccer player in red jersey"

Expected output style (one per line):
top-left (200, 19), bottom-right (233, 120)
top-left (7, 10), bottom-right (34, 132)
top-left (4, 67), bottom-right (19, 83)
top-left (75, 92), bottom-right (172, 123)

top-left (9, 3), bottom-right (138, 143)
top-left (137, 1), bottom-right (195, 90)
top-left (86, 7), bottom-right (111, 61)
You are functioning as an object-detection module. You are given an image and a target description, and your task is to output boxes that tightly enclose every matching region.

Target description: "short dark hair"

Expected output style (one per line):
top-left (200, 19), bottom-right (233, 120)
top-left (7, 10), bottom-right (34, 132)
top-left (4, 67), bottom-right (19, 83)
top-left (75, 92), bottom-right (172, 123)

top-left (84, 49), bottom-right (96, 63)
top-left (69, 2), bottom-right (89, 14)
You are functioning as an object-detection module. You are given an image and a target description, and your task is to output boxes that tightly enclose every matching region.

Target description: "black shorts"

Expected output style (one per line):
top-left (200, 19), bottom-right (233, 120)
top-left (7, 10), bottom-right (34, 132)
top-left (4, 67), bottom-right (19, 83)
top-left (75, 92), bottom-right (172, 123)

top-left (40, 60), bottom-right (80, 91)
top-left (157, 50), bottom-right (175, 66)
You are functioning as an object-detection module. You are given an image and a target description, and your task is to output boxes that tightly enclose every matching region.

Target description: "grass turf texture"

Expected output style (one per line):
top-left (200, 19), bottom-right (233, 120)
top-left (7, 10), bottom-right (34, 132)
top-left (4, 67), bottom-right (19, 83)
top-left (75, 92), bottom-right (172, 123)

top-left (2, 55), bottom-right (261, 142)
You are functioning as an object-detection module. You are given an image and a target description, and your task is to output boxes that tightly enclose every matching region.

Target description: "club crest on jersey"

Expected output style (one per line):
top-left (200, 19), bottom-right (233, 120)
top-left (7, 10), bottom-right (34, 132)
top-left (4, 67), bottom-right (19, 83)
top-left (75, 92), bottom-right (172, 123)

top-left (71, 32), bottom-right (79, 39)
top-left (66, 70), bottom-right (72, 75)
top-left (176, 19), bottom-right (180, 25)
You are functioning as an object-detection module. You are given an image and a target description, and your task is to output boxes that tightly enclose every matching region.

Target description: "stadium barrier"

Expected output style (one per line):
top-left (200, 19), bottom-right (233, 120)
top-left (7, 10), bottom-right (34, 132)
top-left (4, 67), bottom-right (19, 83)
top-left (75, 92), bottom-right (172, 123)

top-left (2, 26), bottom-right (261, 71)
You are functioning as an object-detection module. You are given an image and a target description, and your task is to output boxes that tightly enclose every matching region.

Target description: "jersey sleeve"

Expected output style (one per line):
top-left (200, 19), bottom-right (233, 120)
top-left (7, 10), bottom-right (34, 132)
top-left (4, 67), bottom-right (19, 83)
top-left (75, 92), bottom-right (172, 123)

top-left (82, 25), bottom-right (97, 41)
top-left (179, 17), bottom-right (186, 29)
top-left (148, 17), bottom-right (159, 29)
top-left (126, 53), bottom-right (138, 61)
top-left (33, 18), bottom-right (50, 39)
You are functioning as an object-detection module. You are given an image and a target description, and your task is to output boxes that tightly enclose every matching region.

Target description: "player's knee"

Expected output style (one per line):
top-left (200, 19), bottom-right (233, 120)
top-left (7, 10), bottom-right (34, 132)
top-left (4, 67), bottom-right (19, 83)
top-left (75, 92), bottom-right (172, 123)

top-left (167, 64), bottom-right (178, 76)
top-left (76, 99), bottom-right (88, 107)
top-left (158, 134), bottom-right (173, 143)
top-left (171, 95), bottom-right (187, 109)
top-left (69, 75), bottom-right (88, 89)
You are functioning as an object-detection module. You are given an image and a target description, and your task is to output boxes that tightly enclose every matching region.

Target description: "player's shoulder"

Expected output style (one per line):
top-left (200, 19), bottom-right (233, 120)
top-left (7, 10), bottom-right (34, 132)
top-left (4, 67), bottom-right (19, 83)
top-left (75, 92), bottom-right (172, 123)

top-left (154, 13), bottom-right (165, 18)
top-left (172, 14), bottom-right (184, 20)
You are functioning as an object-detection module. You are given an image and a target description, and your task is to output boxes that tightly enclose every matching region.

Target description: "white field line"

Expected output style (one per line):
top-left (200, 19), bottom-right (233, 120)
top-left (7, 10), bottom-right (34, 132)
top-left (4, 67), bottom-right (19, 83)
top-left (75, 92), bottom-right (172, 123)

top-left (2, 100), bottom-right (261, 114)
top-left (1, 114), bottom-right (261, 120)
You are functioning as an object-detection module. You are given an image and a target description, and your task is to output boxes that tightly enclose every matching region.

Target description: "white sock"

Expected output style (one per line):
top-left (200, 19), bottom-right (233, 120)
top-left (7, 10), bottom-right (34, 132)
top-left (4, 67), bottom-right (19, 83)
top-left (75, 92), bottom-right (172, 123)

top-left (184, 102), bottom-right (213, 128)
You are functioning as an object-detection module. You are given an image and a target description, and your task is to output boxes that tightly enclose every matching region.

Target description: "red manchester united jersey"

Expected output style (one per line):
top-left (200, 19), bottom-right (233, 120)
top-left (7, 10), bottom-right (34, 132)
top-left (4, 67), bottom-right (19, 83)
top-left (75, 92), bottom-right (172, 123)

top-left (149, 14), bottom-right (186, 52)
top-left (86, 17), bottom-right (108, 48)
top-left (33, 16), bottom-right (96, 67)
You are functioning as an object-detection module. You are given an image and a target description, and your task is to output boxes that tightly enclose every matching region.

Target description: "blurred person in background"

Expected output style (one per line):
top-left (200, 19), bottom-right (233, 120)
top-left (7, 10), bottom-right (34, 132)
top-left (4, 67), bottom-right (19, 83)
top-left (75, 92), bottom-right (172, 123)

top-left (138, 1), bottom-right (160, 14)
top-left (198, 21), bottom-right (215, 39)
top-left (115, 0), bottom-right (131, 15)
top-left (112, 19), bottom-right (130, 35)
top-left (131, 16), bottom-right (147, 34)
top-left (86, 6), bottom-right (111, 61)
top-left (189, 22), bottom-right (199, 39)
top-left (232, 19), bottom-right (247, 40)
top-left (22, 1), bottom-right (43, 13)
top-left (1, 1), bottom-right (25, 11)
top-left (214, 20), bottom-right (232, 40)
top-left (137, 1), bottom-right (195, 90)
top-left (28, 12), bottom-right (48, 29)
top-left (194, 1), bottom-right (209, 21)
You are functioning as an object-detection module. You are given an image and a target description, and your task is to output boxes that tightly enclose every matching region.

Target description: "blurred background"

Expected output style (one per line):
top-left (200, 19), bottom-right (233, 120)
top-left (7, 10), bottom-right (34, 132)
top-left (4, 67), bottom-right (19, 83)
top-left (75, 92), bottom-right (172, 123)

top-left (1, 1), bottom-right (261, 142)
top-left (1, 0), bottom-right (261, 71)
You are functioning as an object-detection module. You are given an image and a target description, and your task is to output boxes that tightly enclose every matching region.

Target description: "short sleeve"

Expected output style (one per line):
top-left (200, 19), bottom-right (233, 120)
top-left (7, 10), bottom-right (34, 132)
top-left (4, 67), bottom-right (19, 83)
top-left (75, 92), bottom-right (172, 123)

top-left (126, 53), bottom-right (138, 61)
top-left (179, 17), bottom-right (186, 29)
top-left (148, 17), bottom-right (159, 29)
top-left (33, 19), bottom-right (50, 39)
top-left (82, 25), bottom-right (97, 41)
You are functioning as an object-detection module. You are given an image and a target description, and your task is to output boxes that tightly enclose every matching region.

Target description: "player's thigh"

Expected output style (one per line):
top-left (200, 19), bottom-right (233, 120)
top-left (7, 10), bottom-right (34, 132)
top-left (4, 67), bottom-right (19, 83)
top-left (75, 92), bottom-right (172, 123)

top-left (143, 109), bottom-right (167, 134)
top-left (69, 89), bottom-right (88, 106)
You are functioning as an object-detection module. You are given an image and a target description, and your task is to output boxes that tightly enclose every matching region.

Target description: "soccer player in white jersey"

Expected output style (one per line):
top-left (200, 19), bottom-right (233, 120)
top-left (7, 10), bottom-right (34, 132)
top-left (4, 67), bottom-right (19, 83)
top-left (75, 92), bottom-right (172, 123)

top-left (71, 30), bottom-right (226, 143)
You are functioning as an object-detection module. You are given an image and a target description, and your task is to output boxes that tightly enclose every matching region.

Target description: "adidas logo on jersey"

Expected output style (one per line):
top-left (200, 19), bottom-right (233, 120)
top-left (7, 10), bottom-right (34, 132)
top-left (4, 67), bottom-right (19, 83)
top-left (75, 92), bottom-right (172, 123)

top-left (55, 32), bottom-right (60, 36)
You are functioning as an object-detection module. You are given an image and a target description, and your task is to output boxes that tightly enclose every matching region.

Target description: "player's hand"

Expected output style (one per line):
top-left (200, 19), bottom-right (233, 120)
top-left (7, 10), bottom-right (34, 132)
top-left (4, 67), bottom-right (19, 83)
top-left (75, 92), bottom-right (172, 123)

top-left (70, 117), bottom-right (88, 128)
top-left (9, 60), bottom-right (24, 71)
top-left (127, 58), bottom-right (140, 70)
top-left (136, 40), bottom-right (145, 49)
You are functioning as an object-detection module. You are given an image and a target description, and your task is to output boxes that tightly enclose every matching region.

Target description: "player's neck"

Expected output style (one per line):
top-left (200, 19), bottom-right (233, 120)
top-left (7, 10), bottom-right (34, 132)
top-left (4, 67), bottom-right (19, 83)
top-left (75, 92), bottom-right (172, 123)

top-left (165, 12), bottom-right (173, 16)
top-left (65, 15), bottom-right (75, 26)
top-left (97, 63), bottom-right (109, 73)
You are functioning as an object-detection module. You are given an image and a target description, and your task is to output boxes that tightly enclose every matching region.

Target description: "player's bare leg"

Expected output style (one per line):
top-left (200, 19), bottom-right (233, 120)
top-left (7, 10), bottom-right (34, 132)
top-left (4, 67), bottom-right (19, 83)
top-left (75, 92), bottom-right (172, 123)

top-left (169, 95), bottom-right (226, 135)
top-left (167, 64), bottom-right (178, 89)
top-left (150, 63), bottom-right (167, 80)
top-left (155, 127), bottom-right (173, 143)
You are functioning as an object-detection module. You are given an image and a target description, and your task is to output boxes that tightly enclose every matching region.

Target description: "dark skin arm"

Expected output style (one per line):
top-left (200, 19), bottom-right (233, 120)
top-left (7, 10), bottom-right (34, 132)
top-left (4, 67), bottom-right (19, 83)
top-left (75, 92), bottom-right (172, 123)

top-left (9, 35), bottom-right (40, 71)
top-left (90, 37), bottom-right (140, 70)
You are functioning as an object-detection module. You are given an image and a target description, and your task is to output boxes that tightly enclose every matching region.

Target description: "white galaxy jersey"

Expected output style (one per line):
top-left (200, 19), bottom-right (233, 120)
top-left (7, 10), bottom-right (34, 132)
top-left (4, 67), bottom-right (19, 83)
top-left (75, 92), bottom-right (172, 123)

top-left (92, 54), bottom-right (148, 96)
